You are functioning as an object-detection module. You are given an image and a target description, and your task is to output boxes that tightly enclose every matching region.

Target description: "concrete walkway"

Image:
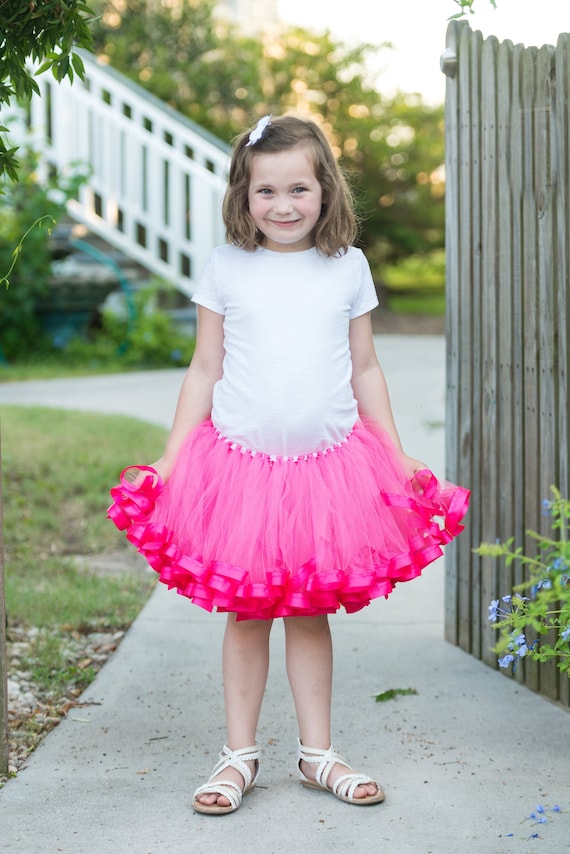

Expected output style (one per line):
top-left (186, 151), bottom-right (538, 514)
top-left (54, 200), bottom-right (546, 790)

top-left (0, 336), bottom-right (569, 854)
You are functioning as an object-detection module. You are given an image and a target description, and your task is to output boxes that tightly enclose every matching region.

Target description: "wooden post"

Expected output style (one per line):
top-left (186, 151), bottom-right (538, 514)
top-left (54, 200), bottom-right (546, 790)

top-left (0, 432), bottom-right (9, 776)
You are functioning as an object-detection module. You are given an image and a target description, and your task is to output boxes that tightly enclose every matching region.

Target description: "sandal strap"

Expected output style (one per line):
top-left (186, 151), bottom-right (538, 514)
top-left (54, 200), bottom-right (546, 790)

top-left (297, 740), bottom-right (350, 789)
top-left (211, 744), bottom-right (260, 788)
top-left (297, 739), bottom-right (382, 802)
top-left (193, 743), bottom-right (260, 805)
top-left (332, 772), bottom-right (377, 800)
top-left (193, 779), bottom-right (243, 810)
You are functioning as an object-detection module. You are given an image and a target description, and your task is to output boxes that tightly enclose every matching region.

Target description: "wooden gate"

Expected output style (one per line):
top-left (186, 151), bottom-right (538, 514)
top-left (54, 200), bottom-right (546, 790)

top-left (443, 20), bottom-right (570, 706)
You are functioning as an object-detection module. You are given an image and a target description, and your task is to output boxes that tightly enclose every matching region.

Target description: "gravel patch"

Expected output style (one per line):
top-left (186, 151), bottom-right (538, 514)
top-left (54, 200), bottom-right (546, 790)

top-left (2, 623), bottom-right (125, 783)
top-left (1, 550), bottom-right (152, 785)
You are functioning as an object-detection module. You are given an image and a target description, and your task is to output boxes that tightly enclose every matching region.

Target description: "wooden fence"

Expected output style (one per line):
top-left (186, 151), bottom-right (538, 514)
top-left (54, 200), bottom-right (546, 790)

top-left (443, 20), bottom-right (570, 707)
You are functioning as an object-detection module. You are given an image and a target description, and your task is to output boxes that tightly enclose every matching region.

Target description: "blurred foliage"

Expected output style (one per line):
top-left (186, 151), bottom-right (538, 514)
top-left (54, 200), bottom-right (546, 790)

top-left (65, 280), bottom-right (196, 368)
top-left (88, 1), bottom-right (446, 275)
top-left (382, 249), bottom-right (445, 291)
top-left (0, 148), bottom-right (88, 359)
top-left (0, 147), bottom-right (193, 366)
top-left (383, 250), bottom-right (446, 316)
top-left (0, 0), bottom-right (95, 182)
top-left (382, 249), bottom-right (445, 316)
top-left (450, 0), bottom-right (497, 18)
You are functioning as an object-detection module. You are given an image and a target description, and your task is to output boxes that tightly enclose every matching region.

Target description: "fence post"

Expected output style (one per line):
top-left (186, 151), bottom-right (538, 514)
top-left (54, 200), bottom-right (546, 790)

top-left (0, 432), bottom-right (9, 776)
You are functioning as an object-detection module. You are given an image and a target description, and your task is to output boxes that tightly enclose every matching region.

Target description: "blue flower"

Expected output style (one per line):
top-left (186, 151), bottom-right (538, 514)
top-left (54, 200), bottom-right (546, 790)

top-left (488, 596), bottom-right (520, 622)
top-left (507, 632), bottom-right (528, 657)
top-left (561, 626), bottom-right (570, 642)
top-left (498, 654), bottom-right (514, 668)
top-left (488, 599), bottom-right (500, 622)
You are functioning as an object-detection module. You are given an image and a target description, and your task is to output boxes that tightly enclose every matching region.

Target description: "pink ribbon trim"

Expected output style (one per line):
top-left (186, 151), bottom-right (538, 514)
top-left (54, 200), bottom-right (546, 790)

top-left (107, 464), bottom-right (470, 619)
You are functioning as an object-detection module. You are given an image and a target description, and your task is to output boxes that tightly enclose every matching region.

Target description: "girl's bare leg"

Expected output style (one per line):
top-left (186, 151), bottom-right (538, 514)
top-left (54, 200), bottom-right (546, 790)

top-left (196, 613), bottom-right (272, 807)
top-left (283, 614), bottom-right (377, 799)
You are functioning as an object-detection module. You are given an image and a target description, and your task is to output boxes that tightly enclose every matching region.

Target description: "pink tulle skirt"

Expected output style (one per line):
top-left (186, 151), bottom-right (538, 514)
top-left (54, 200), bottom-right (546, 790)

top-left (108, 420), bottom-right (469, 620)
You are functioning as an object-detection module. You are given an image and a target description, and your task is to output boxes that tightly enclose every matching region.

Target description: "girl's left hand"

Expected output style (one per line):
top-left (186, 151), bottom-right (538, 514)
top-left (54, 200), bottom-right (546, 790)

top-left (401, 454), bottom-right (430, 479)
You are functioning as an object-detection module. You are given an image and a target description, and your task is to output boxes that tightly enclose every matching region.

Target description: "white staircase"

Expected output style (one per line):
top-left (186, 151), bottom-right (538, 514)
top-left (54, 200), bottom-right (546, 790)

top-left (18, 50), bottom-right (230, 299)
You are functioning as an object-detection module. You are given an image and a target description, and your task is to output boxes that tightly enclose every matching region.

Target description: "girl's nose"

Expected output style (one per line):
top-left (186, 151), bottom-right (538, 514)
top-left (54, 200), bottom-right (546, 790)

top-left (274, 195), bottom-right (293, 213)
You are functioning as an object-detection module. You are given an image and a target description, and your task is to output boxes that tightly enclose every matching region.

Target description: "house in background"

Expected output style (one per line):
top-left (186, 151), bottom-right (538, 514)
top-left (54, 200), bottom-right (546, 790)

top-left (215, 0), bottom-right (279, 31)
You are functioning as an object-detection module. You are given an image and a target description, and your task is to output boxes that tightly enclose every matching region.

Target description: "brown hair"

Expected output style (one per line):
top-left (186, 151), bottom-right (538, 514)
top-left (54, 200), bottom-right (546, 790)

top-left (222, 115), bottom-right (357, 256)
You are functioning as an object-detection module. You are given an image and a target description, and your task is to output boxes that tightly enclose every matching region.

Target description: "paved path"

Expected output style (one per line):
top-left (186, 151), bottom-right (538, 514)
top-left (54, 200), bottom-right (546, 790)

top-left (1, 336), bottom-right (569, 854)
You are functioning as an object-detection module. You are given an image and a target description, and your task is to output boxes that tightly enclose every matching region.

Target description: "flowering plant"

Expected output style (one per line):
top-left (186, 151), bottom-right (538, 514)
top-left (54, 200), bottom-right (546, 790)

top-left (476, 487), bottom-right (570, 676)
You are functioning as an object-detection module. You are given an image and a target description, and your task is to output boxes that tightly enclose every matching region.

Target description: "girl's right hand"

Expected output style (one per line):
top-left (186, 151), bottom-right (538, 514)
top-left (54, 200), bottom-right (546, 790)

top-left (122, 458), bottom-right (171, 489)
top-left (148, 456), bottom-right (174, 484)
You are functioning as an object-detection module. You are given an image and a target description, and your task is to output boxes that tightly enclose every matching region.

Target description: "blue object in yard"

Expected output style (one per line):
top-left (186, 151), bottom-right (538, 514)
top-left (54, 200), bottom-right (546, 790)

top-left (68, 238), bottom-right (137, 353)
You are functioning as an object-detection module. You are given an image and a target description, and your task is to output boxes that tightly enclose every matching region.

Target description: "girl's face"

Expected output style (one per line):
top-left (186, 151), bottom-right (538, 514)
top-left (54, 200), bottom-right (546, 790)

top-left (247, 147), bottom-right (323, 252)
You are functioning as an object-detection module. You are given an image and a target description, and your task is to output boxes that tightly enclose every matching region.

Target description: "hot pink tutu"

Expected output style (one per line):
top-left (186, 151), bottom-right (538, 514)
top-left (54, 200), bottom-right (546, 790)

top-left (108, 420), bottom-right (469, 620)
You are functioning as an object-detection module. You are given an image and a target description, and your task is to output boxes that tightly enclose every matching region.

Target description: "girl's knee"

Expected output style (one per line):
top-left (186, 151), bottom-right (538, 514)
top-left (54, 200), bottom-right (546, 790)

top-left (284, 614), bottom-right (330, 636)
top-left (226, 613), bottom-right (273, 636)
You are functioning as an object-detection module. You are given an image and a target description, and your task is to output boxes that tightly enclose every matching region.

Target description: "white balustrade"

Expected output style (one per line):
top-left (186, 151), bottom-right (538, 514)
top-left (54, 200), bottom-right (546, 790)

top-left (21, 51), bottom-right (230, 296)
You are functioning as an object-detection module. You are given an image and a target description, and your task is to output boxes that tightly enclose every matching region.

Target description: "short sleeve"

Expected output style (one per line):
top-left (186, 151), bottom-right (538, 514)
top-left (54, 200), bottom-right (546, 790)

top-left (192, 250), bottom-right (226, 316)
top-left (349, 249), bottom-right (379, 319)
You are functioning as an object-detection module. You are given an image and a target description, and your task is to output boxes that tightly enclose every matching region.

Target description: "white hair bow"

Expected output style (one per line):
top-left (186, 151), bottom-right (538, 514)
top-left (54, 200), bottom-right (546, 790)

top-left (246, 114), bottom-right (272, 146)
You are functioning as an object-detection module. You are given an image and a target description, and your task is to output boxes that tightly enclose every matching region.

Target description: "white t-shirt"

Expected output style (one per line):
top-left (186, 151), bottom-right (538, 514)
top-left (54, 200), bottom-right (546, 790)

top-left (192, 244), bottom-right (379, 456)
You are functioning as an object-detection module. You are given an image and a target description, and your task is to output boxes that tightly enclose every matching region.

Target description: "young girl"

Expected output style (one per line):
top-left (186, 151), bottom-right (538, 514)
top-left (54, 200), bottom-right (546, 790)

top-left (108, 115), bottom-right (469, 815)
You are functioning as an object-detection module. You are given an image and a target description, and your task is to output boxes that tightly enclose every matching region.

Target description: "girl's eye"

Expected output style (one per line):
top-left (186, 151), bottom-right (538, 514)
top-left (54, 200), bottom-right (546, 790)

top-left (292, 186), bottom-right (307, 194)
top-left (258, 187), bottom-right (273, 195)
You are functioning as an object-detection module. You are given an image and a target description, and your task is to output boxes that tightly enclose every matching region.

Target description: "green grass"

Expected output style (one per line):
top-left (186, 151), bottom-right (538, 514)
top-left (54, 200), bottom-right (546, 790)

top-left (0, 404), bottom-right (169, 774)
top-left (382, 249), bottom-right (446, 316)
top-left (19, 630), bottom-right (98, 697)
top-left (0, 362), bottom-right (124, 382)
top-left (387, 291), bottom-right (446, 316)
top-left (0, 359), bottom-right (168, 383)
top-left (2, 405), bottom-right (167, 631)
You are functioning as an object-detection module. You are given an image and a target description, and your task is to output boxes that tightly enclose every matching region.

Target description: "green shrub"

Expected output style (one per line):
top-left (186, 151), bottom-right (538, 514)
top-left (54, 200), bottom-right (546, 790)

top-left (380, 249), bottom-right (446, 316)
top-left (63, 279), bottom-right (196, 368)
top-left (382, 249), bottom-right (446, 293)
top-left (0, 147), bottom-right (87, 359)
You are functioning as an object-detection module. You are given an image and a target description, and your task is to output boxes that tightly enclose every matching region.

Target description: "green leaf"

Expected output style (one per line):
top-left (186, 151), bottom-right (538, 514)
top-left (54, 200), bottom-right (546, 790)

top-left (374, 687), bottom-right (418, 703)
top-left (71, 52), bottom-right (86, 79)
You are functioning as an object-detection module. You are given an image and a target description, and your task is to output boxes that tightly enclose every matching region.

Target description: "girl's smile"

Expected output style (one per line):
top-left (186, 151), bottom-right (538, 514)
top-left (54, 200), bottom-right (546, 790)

top-left (247, 147), bottom-right (323, 252)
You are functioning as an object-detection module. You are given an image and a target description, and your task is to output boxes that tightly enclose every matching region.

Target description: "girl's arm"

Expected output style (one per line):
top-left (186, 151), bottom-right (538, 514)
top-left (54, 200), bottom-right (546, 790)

top-left (151, 305), bottom-right (225, 481)
top-left (349, 312), bottom-right (427, 476)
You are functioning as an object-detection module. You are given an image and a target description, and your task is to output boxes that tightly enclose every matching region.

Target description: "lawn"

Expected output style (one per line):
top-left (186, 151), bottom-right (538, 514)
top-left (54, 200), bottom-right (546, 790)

top-left (1, 404), bottom-right (168, 777)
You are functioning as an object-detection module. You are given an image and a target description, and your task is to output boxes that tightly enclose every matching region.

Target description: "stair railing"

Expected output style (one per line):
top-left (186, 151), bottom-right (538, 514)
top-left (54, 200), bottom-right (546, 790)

top-left (20, 51), bottom-right (231, 297)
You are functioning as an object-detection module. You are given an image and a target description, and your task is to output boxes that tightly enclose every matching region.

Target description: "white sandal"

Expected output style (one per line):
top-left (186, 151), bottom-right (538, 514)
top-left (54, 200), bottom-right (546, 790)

top-left (297, 739), bottom-right (385, 806)
top-left (192, 744), bottom-right (260, 815)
